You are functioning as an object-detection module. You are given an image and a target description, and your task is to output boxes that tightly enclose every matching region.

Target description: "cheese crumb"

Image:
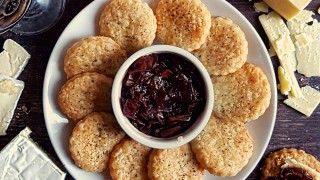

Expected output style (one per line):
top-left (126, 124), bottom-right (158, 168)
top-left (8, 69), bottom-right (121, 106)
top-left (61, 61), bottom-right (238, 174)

top-left (253, 1), bottom-right (269, 13)
top-left (268, 44), bottom-right (276, 57)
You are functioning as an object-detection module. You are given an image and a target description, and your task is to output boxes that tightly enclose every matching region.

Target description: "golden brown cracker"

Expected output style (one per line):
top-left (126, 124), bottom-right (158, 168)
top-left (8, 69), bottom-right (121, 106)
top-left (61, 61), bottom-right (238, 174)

top-left (109, 138), bottom-right (152, 180)
top-left (155, 0), bottom-right (211, 52)
top-left (69, 112), bottom-right (125, 172)
top-left (99, 0), bottom-right (157, 54)
top-left (191, 115), bottom-right (253, 177)
top-left (211, 63), bottom-right (271, 123)
top-left (148, 144), bottom-right (204, 180)
top-left (64, 36), bottom-right (127, 79)
top-left (58, 72), bottom-right (113, 122)
top-left (193, 17), bottom-right (248, 75)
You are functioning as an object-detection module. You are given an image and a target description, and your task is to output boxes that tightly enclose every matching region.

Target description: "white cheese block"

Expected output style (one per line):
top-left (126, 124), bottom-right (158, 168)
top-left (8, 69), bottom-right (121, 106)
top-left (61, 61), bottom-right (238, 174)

top-left (284, 86), bottom-right (320, 116)
top-left (0, 39), bottom-right (30, 79)
top-left (0, 127), bottom-right (66, 180)
top-left (282, 158), bottom-right (320, 179)
top-left (263, 0), bottom-right (311, 20)
top-left (0, 75), bottom-right (24, 135)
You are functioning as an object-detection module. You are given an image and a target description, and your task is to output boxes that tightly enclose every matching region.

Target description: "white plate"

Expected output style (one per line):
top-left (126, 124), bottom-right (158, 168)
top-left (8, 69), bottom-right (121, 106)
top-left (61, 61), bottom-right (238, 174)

top-left (43, 0), bottom-right (277, 179)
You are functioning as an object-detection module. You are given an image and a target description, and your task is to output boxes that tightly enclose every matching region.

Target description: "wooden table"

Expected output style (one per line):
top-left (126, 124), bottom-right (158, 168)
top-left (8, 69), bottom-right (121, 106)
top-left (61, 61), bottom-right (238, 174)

top-left (1, 0), bottom-right (319, 179)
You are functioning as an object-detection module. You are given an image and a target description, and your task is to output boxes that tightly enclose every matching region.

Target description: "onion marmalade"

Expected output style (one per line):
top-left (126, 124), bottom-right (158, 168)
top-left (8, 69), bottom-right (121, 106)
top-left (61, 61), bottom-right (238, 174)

top-left (268, 167), bottom-right (314, 180)
top-left (121, 53), bottom-right (206, 138)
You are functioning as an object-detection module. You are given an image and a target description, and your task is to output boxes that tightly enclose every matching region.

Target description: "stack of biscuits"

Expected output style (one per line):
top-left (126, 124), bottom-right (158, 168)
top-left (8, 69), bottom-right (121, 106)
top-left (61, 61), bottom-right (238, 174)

top-left (57, 0), bottom-right (272, 179)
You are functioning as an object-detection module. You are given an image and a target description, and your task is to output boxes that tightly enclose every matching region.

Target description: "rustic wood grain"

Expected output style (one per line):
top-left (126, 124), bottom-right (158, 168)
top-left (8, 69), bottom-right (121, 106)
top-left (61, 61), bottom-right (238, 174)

top-left (0, 0), bottom-right (319, 179)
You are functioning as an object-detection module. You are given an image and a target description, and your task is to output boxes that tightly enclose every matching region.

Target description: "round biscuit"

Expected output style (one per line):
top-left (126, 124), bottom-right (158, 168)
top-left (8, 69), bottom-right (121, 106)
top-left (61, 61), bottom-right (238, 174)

top-left (193, 17), bottom-right (248, 75)
top-left (99, 0), bottom-right (156, 54)
top-left (261, 148), bottom-right (320, 180)
top-left (155, 0), bottom-right (211, 52)
top-left (64, 36), bottom-right (127, 79)
top-left (109, 138), bottom-right (152, 180)
top-left (191, 115), bottom-right (253, 177)
top-left (148, 144), bottom-right (204, 180)
top-left (211, 63), bottom-right (271, 123)
top-left (69, 112), bottom-right (126, 172)
top-left (58, 72), bottom-right (113, 122)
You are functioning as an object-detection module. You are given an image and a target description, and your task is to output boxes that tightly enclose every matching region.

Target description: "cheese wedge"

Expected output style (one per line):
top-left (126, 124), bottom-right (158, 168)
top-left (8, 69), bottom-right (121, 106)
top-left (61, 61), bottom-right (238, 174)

top-left (263, 0), bottom-right (311, 20)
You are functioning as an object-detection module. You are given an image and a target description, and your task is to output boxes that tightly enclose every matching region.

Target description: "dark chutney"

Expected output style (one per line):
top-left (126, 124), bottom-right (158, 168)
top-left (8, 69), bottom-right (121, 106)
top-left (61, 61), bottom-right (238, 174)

top-left (268, 167), bottom-right (314, 180)
top-left (120, 53), bottom-right (206, 138)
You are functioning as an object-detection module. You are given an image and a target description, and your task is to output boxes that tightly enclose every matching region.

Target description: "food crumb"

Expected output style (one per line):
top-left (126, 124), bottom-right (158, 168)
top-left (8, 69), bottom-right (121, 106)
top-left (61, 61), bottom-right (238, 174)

top-left (253, 1), bottom-right (269, 13)
top-left (16, 105), bottom-right (31, 117)
top-left (177, 136), bottom-right (184, 142)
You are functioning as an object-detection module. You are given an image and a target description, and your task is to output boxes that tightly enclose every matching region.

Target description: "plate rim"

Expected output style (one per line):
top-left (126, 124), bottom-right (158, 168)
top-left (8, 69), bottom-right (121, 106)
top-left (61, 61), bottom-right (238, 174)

top-left (43, 0), bottom-right (278, 179)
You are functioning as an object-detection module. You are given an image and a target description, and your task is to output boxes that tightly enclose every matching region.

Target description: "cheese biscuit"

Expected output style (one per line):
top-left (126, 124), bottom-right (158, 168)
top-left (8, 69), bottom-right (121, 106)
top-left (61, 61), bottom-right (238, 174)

top-left (155, 0), bottom-right (211, 52)
top-left (211, 63), bottom-right (271, 123)
top-left (193, 17), bottom-right (248, 75)
top-left (69, 112), bottom-right (125, 172)
top-left (58, 72), bottom-right (113, 121)
top-left (64, 36), bottom-right (127, 79)
top-left (99, 0), bottom-right (157, 54)
top-left (109, 138), bottom-right (152, 180)
top-left (148, 144), bottom-right (204, 180)
top-left (191, 115), bottom-right (253, 177)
